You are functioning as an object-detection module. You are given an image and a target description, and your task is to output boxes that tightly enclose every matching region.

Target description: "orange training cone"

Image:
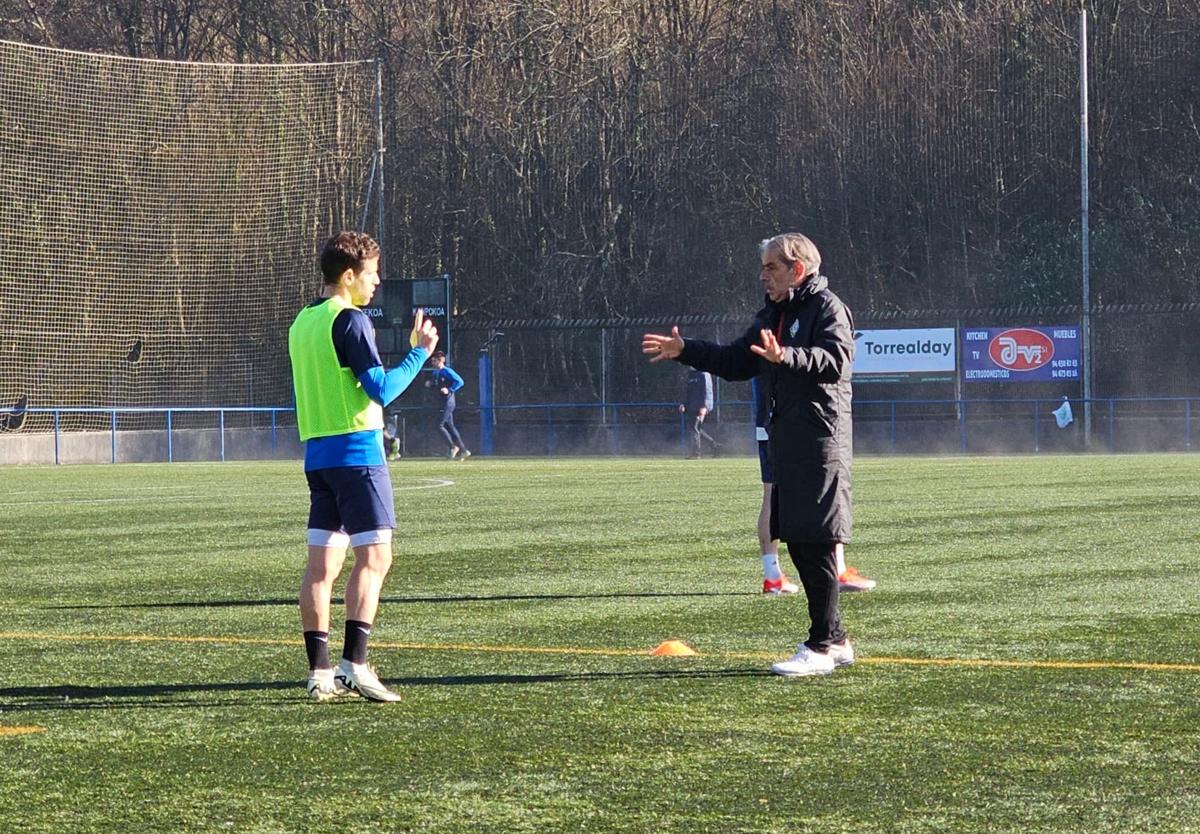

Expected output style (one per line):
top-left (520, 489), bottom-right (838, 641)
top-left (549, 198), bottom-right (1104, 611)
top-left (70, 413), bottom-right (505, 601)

top-left (651, 640), bottom-right (698, 657)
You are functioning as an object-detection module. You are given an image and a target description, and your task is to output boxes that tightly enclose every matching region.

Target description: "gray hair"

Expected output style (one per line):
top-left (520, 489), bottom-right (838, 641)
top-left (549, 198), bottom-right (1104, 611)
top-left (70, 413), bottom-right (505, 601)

top-left (759, 233), bottom-right (821, 277)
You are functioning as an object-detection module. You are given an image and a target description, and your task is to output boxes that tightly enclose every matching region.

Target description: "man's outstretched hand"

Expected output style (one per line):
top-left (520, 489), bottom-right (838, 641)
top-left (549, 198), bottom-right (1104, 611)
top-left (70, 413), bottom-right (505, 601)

top-left (750, 328), bottom-right (785, 364)
top-left (642, 326), bottom-right (684, 363)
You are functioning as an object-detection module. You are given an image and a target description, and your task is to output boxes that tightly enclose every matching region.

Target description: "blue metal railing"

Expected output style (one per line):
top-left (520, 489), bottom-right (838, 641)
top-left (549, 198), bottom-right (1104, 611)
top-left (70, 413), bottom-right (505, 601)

top-left (19, 406), bottom-right (294, 465)
top-left (391, 397), bottom-right (1200, 457)
top-left (6, 397), bottom-right (1198, 463)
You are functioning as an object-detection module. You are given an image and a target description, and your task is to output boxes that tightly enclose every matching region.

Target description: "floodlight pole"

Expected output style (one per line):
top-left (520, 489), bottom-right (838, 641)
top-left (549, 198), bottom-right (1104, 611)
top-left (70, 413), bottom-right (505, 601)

top-left (1079, 4), bottom-right (1093, 444)
top-left (375, 60), bottom-right (387, 260)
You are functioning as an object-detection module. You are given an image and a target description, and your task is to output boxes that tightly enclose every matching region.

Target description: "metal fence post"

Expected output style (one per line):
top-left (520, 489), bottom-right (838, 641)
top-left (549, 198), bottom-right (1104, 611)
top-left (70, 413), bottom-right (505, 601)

top-left (1033, 401), bottom-right (1040, 453)
top-left (1107, 399), bottom-right (1115, 451)
top-left (890, 402), bottom-right (897, 454)
top-left (959, 400), bottom-right (968, 454)
top-left (1185, 400), bottom-right (1192, 451)
top-left (600, 327), bottom-right (609, 425)
top-left (479, 352), bottom-right (494, 455)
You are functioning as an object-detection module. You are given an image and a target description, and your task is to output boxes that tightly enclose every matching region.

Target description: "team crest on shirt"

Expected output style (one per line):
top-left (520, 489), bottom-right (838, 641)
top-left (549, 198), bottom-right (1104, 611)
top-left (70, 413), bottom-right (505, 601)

top-left (789, 319), bottom-right (800, 338)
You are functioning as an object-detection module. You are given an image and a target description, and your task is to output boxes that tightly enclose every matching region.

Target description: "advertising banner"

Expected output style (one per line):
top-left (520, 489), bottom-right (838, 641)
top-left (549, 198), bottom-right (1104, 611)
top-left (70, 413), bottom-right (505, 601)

top-left (853, 328), bottom-right (956, 383)
top-left (962, 326), bottom-right (1080, 382)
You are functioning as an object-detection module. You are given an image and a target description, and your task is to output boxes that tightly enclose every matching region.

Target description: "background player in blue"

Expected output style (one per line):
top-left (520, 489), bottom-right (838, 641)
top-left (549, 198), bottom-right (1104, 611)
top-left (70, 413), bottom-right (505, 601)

top-left (288, 230), bottom-right (439, 702)
top-left (680, 368), bottom-right (720, 459)
top-left (426, 351), bottom-right (471, 460)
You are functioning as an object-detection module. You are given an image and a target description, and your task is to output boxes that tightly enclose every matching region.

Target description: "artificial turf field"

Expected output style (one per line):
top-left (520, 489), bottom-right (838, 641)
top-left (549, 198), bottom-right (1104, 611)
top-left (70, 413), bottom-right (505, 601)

top-left (1, 454), bottom-right (1197, 833)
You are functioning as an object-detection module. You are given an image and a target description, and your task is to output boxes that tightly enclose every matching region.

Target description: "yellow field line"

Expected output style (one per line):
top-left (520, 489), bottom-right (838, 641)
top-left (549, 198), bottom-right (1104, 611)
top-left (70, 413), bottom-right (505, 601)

top-left (1, 631), bottom-right (1197, 673)
top-left (0, 726), bottom-right (46, 736)
top-left (838, 655), bottom-right (1200, 673)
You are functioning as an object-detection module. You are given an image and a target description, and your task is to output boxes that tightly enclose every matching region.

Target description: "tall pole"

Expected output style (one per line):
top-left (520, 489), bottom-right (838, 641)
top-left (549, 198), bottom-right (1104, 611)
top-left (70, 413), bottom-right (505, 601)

top-left (600, 327), bottom-right (609, 424)
top-left (375, 60), bottom-right (386, 257)
top-left (1079, 5), bottom-right (1093, 443)
top-left (478, 351), bottom-right (493, 456)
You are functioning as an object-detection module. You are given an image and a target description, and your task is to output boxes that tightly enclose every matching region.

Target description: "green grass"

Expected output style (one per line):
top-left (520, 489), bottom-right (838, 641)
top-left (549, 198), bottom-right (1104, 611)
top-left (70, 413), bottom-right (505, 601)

top-left (1, 454), bottom-right (1198, 833)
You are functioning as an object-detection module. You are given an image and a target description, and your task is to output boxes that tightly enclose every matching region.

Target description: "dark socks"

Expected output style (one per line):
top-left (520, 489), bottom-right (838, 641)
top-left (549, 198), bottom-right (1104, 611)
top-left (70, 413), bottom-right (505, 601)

top-left (303, 630), bottom-right (330, 670)
top-left (342, 619), bottom-right (372, 665)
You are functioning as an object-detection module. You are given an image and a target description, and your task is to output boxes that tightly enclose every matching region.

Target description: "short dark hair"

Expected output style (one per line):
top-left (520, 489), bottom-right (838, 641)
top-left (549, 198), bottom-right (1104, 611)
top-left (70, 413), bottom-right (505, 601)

top-left (320, 231), bottom-right (380, 284)
top-left (430, 350), bottom-right (447, 362)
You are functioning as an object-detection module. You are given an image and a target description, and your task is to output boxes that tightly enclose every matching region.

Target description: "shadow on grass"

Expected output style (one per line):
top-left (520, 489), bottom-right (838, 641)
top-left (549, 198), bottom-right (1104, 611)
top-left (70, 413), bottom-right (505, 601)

top-left (0, 667), bottom-right (766, 711)
top-left (46, 590), bottom-right (749, 610)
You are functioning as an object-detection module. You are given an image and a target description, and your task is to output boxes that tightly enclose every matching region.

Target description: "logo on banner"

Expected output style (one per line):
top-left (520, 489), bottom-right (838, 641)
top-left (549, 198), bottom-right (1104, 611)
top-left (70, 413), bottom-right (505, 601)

top-left (988, 328), bottom-right (1054, 372)
top-left (963, 325), bottom-right (1079, 382)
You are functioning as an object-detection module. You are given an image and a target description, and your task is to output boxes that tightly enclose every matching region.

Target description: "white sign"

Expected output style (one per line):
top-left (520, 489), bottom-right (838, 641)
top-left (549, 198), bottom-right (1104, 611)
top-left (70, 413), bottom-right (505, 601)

top-left (853, 328), bottom-right (957, 376)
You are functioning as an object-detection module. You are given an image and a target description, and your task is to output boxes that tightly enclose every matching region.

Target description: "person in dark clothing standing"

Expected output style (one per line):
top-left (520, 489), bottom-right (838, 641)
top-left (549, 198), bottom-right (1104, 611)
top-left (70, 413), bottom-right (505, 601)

top-left (643, 232), bottom-right (855, 677)
top-left (753, 378), bottom-right (876, 594)
top-left (426, 351), bottom-right (471, 460)
top-left (680, 368), bottom-right (720, 459)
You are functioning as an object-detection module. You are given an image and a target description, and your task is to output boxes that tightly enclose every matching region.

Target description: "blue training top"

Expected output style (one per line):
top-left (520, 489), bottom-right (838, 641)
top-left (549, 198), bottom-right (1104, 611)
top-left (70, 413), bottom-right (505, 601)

top-left (303, 303), bottom-right (427, 471)
top-left (431, 365), bottom-right (464, 394)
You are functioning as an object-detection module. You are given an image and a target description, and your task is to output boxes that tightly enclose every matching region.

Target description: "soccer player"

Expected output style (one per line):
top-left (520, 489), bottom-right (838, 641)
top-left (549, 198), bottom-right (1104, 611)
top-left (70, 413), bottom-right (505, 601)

top-left (289, 230), bottom-right (438, 702)
top-left (426, 351), bottom-right (471, 460)
top-left (383, 412), bottom-right (401, 460)
top-left (751, 376), bottom-right (799, 595)
top-left (680, 368), bottom-right (720, 459)
top-left (644, 232), bottom-right (856, 677)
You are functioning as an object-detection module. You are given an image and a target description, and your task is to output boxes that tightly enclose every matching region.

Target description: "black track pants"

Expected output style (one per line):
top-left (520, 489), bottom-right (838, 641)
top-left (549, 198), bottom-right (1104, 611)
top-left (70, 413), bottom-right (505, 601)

top-left (785, 541), bottom-right (847, 652)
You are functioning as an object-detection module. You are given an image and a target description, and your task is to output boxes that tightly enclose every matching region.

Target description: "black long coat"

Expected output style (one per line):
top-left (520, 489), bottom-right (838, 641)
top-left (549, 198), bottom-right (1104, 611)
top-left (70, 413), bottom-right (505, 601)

top-left (677, 274), bottom-right (855, 543)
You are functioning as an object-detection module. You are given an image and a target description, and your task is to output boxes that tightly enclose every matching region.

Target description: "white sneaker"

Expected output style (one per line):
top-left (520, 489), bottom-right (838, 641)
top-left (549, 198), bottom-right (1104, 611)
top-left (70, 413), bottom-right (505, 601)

top-left (826, 639), bottom-right (855, 668)
top-left (334, 659), bottom-right (402, 702)
top-left (306, 668), bottom-right (353, 702)
top-left (770, 644), bottom-right (836, 677)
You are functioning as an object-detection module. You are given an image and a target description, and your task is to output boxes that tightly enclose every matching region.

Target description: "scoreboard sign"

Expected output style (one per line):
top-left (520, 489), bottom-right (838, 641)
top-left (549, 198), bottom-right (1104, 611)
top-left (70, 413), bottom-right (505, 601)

top-left (364, 274), bottom-right (451, 361)
top-left (962, 325), bottom-right (1080, 382)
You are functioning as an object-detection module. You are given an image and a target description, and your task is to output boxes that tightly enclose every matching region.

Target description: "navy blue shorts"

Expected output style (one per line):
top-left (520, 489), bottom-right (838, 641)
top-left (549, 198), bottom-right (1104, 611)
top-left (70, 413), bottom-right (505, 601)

top-left (757, 440), bottom-right (774, 484)
top-left (305, 465), bottom-right (395, 535)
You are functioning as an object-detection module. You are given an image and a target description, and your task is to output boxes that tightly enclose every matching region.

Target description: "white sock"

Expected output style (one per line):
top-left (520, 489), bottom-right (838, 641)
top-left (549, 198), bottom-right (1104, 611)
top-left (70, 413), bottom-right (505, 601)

top-left (761, 552), bottom-right (782, 581)
top-left (835, 543), bottom-right (847, 575)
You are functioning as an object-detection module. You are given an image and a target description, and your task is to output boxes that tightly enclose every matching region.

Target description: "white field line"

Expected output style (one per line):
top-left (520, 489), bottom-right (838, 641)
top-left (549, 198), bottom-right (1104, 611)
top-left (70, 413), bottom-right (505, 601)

top-left (0, 478), bottom-right (456, 507)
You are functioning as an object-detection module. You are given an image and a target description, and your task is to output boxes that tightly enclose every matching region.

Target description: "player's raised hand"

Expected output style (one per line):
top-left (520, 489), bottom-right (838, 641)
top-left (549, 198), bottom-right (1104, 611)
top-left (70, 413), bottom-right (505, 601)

top-left (750, 328), bottom-right (785, 363)
top-left (642, 326), bottom-right (683, 363)
top-left (410, 308), bottom-right (439, 353)
top-left (409, 309), bottom-right (424, 347)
